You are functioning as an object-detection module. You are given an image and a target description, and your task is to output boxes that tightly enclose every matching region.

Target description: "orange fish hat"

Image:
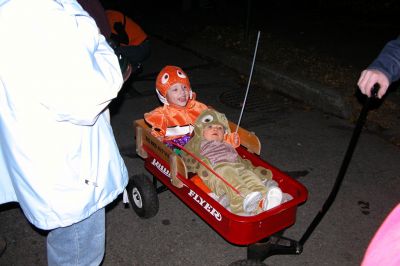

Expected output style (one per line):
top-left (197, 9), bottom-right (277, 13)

top-left (155, 65), bottom-right (192, 105)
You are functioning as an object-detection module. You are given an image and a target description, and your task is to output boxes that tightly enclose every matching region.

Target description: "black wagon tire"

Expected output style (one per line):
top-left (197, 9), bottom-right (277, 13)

top-left (126, 174), bottom-right (159, 218)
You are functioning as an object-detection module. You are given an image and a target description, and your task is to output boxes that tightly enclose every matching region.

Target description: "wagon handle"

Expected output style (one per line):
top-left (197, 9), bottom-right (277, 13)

top-left (299, 84), bottom-right (380, 246)
top-left (165, 141), bottom-right (243, 197)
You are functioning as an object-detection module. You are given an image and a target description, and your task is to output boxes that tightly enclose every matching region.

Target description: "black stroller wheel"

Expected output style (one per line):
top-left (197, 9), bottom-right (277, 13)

top-left (127, 174), bottom-right (159, 218)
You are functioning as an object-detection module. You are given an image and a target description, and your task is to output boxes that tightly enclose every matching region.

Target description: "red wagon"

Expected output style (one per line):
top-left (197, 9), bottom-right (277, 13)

top-left (127, 119), bottom-right (308, 263)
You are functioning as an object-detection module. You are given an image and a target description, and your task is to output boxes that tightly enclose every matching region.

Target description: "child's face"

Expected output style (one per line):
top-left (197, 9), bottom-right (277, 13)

top-left (202, 124), bottom-right (225, 141)
top-left (166, 83), bottom-right (189, 107)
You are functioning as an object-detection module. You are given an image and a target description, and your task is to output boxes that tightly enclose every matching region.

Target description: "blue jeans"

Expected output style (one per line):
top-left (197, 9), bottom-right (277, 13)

top-left (47, 208), bottom-right (105, 266)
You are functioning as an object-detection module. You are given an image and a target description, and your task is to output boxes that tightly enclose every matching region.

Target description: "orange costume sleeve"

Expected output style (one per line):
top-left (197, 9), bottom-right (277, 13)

top-left (144, 99), bottom-right (208, 139)
top-left (224, 132), bottom-right (241, 148)
top-left (144, 106), bottom-right (166, 138)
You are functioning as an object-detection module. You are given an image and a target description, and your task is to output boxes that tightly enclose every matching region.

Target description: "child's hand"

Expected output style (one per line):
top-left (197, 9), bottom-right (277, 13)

top-left (224, 132), bottom-right (241, 148)
top-left (231, 132), bottom-right (241, 147)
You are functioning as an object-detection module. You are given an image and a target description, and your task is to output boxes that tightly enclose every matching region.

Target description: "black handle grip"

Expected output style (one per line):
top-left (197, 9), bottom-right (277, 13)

top-left (371, 83), bottom-right (380, 98)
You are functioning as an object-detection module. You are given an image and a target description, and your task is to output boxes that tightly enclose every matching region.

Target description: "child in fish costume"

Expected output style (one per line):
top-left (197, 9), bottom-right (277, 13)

top-left (182, 109), bottom-right (285, 215)
top-left (144, 65), bottom-right (237, 148)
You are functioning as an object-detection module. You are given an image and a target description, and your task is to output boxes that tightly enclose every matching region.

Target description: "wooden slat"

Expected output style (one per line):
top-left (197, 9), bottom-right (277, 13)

top-left (135, 119), bottom-right (188, 187)
top-left (228, 121), bottom-right (261, 155)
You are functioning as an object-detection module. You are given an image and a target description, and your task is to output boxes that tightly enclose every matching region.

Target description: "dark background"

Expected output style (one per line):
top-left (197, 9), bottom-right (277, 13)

top-left (100, 0), bottom-right (400, 135)
top-left (101, 0), bottom-right (400, 27)
top-left (100, 0), bottom-right (400, 69)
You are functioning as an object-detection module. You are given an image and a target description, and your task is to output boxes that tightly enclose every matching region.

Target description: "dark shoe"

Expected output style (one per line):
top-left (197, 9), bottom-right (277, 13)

top-left (0, 236), bottom-right (6, 257)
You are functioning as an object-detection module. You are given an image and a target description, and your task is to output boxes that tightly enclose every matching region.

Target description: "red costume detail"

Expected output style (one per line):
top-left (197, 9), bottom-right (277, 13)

top-left (155, 65), bottom-right (191, 98)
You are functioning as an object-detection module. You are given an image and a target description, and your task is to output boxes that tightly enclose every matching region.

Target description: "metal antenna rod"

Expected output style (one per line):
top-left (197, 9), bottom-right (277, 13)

top-left (236, 30), bottom-right (261, 133)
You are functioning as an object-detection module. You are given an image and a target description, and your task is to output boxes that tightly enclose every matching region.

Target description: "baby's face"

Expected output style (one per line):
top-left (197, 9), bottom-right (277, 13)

top-left (202, 124), bottom-right (225, 141)
top-left (166, 83), bottom-right (189, 107)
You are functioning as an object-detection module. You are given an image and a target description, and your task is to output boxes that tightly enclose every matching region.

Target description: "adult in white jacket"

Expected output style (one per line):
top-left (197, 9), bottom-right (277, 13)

top-left (0, 0), bottom-right (128, 265)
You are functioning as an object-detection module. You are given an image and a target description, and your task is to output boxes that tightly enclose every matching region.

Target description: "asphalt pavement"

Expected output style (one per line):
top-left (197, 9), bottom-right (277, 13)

top-left (1, 34), bottom-right (400, 266)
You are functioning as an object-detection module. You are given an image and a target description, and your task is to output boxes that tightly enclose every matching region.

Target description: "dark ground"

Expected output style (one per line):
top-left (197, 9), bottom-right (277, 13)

top-left (105, 0), bottom-right (400, 145)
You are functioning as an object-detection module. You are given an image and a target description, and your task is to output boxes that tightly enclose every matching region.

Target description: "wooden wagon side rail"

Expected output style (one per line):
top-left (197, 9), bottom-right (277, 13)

top-left (135, 119), bottom-right (188, 188)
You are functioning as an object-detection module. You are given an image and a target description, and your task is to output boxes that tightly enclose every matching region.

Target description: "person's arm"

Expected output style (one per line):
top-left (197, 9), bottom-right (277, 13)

top-left (358, 38), bottom-right (400, 98)
top-left (76, 0), bottom-right (112, 39)
top-left (32, 1), bottom-right (123, 125)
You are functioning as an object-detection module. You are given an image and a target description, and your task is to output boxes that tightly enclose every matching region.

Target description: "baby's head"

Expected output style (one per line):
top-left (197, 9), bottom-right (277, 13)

top-left (155, 65), bottom-right (192, 106)
top-left (184, 109), bottom-right (231, 155)
top-left (202, 124), bottom-right (225, 142)
top-left (193, 109), bottom-right (231, 142)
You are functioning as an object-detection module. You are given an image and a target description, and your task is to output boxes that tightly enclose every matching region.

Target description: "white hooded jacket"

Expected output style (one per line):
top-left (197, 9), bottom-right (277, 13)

top-left (0, 0), bottom-right (128, 229)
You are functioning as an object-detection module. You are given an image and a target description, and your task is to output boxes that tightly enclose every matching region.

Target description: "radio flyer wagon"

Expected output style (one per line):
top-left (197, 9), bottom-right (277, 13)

top-left (127, 84), bottom-right (377, 264)
top-left (126, 118), bottom-right (308, 263)
top-left (124, 24), bottom-right (380, 262)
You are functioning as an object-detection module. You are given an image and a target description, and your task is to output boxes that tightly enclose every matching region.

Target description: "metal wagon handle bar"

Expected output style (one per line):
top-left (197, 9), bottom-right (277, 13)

top-left (299, 84), bottom-right (381, 246)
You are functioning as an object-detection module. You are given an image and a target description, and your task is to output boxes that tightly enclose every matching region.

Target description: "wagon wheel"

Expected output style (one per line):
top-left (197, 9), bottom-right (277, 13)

top-left (229, 259), bottom-right (267, 266)
top-left (126, 174), bottom-right (159, 218)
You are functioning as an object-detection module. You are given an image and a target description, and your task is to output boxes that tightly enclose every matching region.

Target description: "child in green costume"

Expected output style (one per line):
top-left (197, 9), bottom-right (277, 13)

top-left (183, 109), bottom-right (284, 215)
